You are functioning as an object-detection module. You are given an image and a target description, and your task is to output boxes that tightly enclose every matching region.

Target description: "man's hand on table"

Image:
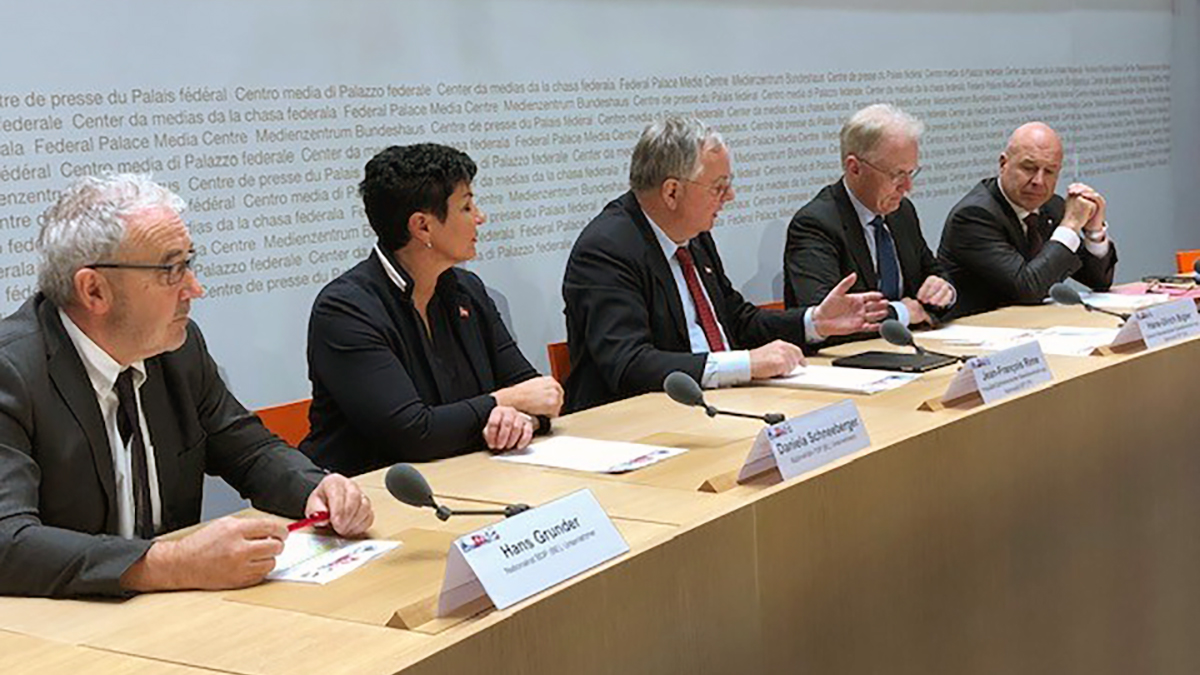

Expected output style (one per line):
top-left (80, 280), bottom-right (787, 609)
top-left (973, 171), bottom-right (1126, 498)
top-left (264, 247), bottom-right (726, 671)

top-left (120, 474), bottom-right (374, 592)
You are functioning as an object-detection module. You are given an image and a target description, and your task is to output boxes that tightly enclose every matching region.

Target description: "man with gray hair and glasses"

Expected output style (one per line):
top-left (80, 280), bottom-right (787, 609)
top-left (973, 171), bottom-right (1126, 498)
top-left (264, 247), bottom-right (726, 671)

top-left (784, 104), bottom-right (954, 333)
top-left (0, 174), bottom-right (373, 598)
top-left (563, 117), bottom-right (888, 412)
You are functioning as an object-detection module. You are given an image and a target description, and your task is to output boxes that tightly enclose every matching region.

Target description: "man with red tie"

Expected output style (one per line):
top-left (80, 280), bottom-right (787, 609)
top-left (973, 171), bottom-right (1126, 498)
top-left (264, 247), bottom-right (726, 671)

top-left (562, 117), bottom-right (889, 412)
top-left (938, 122), bottom-right (1117, 317)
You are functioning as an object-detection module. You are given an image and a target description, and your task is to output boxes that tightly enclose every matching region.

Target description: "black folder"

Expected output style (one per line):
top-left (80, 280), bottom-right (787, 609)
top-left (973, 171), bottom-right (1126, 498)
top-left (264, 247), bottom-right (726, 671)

top-left (831, 351), bottom-right (959, 373)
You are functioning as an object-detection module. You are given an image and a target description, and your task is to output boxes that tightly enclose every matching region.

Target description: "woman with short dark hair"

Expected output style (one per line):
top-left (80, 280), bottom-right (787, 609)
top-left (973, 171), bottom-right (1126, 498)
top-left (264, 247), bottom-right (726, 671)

top-left (301, 144), bottom-right (562, 476)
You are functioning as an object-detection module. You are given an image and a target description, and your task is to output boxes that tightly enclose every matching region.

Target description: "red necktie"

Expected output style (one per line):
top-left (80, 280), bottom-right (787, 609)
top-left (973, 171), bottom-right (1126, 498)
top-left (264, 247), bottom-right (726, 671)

top-left (675, 247), bottom-right (726, 352)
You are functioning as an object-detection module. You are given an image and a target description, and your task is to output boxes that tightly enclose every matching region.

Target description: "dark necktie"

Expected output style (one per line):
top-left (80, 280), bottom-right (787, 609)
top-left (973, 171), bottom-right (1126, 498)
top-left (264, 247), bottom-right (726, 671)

top-left (115, 369), bottom-right (154, 539)
top-left (675, 247), bottom-right (726, 352)
top-left (872, 216), bottom-right (901, 301)
top-left (1024, 213), bottom-right (1045, 258)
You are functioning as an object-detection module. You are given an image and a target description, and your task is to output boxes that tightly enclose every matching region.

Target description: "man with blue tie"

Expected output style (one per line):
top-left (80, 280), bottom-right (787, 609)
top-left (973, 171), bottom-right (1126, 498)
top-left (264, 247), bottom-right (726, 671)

top-left (784, 104), bottom-right (955, 336)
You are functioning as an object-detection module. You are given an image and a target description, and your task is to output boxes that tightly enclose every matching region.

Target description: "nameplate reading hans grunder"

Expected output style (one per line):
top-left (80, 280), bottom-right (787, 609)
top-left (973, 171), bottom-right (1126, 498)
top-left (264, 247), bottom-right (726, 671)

top-left (436, 489), bottom-right (628, 615)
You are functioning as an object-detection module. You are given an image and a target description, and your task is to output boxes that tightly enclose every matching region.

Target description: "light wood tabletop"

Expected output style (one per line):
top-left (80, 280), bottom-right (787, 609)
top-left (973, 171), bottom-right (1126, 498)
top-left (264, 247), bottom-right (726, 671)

top-left (2, 300), bottom-right (1197, 674)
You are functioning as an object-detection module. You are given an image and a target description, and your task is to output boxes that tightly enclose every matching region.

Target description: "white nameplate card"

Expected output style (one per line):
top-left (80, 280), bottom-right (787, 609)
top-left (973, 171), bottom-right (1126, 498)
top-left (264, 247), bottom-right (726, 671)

top-left (941, 340), bottom-right (1053, 405)
top-left (737, 399), bottom-right (871, 482)
top-left (1108, 298), bottom-right (1200, 350)
top-left (437, 489), bottom-right (629, 616)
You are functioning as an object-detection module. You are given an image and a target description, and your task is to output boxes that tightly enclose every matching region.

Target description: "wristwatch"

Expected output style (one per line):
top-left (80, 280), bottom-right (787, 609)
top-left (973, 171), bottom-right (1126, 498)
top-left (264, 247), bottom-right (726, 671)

top-left (1083, 224), bottom-right (1108, 242)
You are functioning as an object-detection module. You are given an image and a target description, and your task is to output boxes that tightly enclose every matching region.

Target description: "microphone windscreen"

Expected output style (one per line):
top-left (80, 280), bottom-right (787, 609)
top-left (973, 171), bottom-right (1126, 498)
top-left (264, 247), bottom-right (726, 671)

top-left (384, 463), bottom-right (437, 508)
top-left (1194, 258), bottom-right (1200, 275)
top-left (1049, 283), bottom-right (1082, 306)
top-left (880, 318), bottom-right (914, 347)
top-left (663, 371), bottom-right (705, 407)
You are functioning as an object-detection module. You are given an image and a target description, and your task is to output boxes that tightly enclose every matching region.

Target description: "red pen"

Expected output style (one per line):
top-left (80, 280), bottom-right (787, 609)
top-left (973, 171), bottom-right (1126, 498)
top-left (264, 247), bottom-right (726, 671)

top-left (287, 510), bottom-right (330, 532)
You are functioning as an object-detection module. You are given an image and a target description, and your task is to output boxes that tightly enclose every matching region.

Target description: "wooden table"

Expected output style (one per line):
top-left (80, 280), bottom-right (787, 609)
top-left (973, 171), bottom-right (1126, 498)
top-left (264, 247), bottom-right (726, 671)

top-left (1, 304), bottom-right (1197, 674)
top-left (0, 630), bottom-right (227, 675)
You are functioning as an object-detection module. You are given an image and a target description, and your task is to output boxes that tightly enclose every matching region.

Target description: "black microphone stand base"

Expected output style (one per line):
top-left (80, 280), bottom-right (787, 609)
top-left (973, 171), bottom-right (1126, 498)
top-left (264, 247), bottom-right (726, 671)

top-left (434, 503), bottom-right (532, 521)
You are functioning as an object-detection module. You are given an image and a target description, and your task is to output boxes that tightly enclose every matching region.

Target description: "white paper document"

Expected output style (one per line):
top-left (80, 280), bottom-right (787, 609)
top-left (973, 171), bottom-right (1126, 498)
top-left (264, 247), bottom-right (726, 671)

top-left (1076, 291), bottom-right (1171, 311)
top-left (921, 325), bottom-right (1119, 357)
top-left (919, 325), bottom-right (1037, 346)
top-left (267, 533), bottom-right (400, 584)
top-left (764, 364), bottom-right (920, 394)
top-left (1033, 326), bottom-right (1121, 356)
top-left (494, 436), bottom-right (687, 473)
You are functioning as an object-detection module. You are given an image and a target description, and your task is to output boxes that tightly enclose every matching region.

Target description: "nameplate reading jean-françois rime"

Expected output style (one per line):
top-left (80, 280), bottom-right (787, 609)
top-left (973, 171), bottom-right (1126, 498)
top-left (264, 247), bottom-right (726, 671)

top-left (436, 489), bottom-right (628, 616)
top-left (942, 340), bottom-right (1053, 406)
top-left (1109, 297), bottom-right (1200, 350)
top-left (737, 399), bottom-right (871, 483)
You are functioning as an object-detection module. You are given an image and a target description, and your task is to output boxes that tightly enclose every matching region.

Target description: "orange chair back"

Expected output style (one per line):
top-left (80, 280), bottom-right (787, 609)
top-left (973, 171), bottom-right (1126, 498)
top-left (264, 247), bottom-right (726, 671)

top-left (257, 399), bottom-right (312, 447)
top-left (759, 300), bottom-right (785, 311)
top-left (1176, 250), bottom-right (1200, 274)
top-left (547, 341), bottom-right (571, 384)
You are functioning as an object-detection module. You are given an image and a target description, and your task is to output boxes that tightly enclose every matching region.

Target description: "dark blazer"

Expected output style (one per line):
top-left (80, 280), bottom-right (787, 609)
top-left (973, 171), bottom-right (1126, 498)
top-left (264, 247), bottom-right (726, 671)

top-left (562, 191), bottom-right (809, 413)
top-left (0, 295), bottom-right (323, 598)
top-left (302, 251), bottom-right (542, 476)
top-left (784, 180), bottom-right (945, 314)
top-left (938, 178), bottom-right (1118, 317)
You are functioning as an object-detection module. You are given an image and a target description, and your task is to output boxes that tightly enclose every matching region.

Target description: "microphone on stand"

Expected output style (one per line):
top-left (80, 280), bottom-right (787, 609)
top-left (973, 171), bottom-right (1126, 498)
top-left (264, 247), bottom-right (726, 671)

top-left (1049, 282), bottom-right (1129, 323)
top-left (881, 319), bottom-right (970, 363)
top-left (663, 371), bottom-right (785, 425)
top-left (385, 463), bottom-right (530, 521)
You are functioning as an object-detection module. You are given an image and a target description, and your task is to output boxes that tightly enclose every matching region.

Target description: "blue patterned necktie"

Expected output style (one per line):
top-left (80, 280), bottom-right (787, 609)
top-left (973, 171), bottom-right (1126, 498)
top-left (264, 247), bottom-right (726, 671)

top-left (872, 216), bottom-right (901, 301)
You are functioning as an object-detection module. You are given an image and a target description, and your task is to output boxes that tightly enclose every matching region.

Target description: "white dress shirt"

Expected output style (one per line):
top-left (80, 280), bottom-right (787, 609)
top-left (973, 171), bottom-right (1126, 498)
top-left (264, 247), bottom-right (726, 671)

top-left (59, 310), bottom-right (162, 539)
top-left (643, 213), bottom-right (820, 388)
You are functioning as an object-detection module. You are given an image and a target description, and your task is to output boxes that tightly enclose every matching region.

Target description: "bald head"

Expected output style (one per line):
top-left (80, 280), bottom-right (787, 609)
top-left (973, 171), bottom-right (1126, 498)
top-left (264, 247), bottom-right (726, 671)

top-left (999, 122), bottom-right (1064, 212)
top-left (1005, 122), bottom-right (1062, 158)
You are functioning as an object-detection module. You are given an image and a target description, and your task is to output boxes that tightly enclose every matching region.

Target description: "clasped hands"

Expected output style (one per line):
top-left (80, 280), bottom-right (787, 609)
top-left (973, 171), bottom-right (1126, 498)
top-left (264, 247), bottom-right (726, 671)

top-left (1062, 182), bottom-right (1107, 237)
top-left (488, 375), bottom-right (564, 451)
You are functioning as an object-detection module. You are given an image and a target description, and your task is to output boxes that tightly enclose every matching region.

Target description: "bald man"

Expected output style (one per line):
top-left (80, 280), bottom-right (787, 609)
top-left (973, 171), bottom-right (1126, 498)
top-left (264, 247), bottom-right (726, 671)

top-left (937, 122), bottom-right (1117, 317)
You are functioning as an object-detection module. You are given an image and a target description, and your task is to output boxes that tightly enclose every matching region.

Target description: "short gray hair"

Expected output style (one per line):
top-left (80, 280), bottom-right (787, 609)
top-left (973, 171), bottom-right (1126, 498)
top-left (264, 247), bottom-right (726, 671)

top-left (37, 174), bottom-right (187, 306)
top-left (629, 117), bottom-right (726, 192)
top-left (840, 104), bottom-right (924, 163)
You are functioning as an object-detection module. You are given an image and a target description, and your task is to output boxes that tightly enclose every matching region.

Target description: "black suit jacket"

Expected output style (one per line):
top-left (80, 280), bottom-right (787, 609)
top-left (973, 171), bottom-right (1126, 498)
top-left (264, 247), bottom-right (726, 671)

top-left (302, 252), bottom-right (542, 476)
top-left (562, 191), bottom-right (810, 412)
top-left (938, 178), bottom-right (1118, 317)
top-left (784, 180), bottom-right (945, 314)
top-left (0, 295), bottom-right (324, 598)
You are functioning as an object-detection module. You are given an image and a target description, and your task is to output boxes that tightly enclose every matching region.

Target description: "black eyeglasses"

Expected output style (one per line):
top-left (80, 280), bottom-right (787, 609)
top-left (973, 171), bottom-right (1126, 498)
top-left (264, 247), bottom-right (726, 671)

top-left (87, 249), bottom-right (198, 286)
